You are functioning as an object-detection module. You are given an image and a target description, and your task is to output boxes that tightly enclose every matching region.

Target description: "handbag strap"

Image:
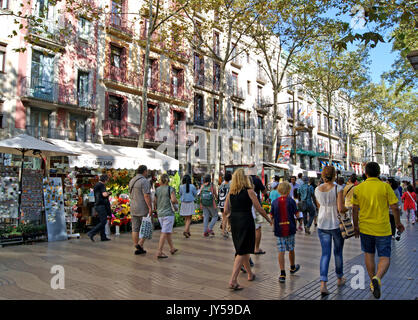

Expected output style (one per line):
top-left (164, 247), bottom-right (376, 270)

top-left (129, 176), bottom-right (144, 196)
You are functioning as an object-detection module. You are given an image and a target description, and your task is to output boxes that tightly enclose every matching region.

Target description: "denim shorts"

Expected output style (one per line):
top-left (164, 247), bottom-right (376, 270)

top-left (276, 234), bottom-right (295, 252)
top-left (360, 233), bottom-right (392, 257)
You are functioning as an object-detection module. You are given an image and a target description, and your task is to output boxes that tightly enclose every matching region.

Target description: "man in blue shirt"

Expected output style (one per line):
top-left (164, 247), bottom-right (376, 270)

top-left (297, 176), bottom-right (316, 234)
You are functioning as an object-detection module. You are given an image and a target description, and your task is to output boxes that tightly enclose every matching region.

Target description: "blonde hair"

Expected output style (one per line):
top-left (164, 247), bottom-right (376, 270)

top-left (160, 174), bottom-right (170, 184)
top-left (278, 181), bottom-right (291, 195)
top-left (229, 168), bottom-right (253, 195)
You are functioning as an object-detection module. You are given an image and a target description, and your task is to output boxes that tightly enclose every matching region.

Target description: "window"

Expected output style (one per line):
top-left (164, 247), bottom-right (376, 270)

top-left (110, 45), bottom-right (122, 68)
top-left (171, 68), bottom-right (181, 97)
top-left (0, 43), bottom-right (5, 73)
top-left (213, 32), bottom-right (220, 55)
top-left (247, 81), bottom-right (251, 95)
top-left (194, 94), bottom-right (204, 125)
top-left (232, 72), bottom-right (238, 95)
top-left (246, 112), bottom-right (250, 130)
top-left (257, 86), bottom-right (262, 105)
top-left (323, 115), bottom-right (328, 131)
top-left (194, 53), bottom-right (204, 85)
top-left (77, 71), bottom-right (89, 106)
top-left (108, 95), bottom-right (123, 120)
top-left (111, 0), bottom-right (122, 26)
top-left (173, 110), bottom-right (183, 132)
top-left (69, 115), bottom-right (86, 142)
top-left (148, 58), bottom-right (158, 88)
top-left (213, 99), bottom-right (219, 129)
top-left (317, 113), bottom-right (321, 130)
top-left (335, 119), bottom-right (339, 133)
top-left (213, 62), bottom-right (220, 91)
top-left (329, 118), bottom-right (333, 131)
top-left (257, 116), bottom-right (263, 130)
top-left (1, 0), bottom-right (8, 10)
top-left (31, 51), bottom-right (54, 100)
top-left (238, 110), bottom-right (245, 134)
top-left (194, 21), bottom-right (202, 45)
top-left (35, 0), bottom-right (54, 19)
top-left (0, 102), bottom-right (3, 129)
top-left (78, 17), bottom-right (91, 41)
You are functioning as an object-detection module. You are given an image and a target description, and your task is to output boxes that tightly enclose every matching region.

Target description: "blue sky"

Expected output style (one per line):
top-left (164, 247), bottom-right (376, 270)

top-left (325, 6), bottom-right (398, 84)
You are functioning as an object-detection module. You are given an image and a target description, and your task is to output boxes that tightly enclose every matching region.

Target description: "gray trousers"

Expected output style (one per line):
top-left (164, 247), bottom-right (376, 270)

top-left (203, 206), bottom-right (218, 232)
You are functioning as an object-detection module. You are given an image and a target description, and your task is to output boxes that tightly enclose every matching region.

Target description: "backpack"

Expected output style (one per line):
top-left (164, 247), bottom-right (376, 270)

top-left (201, 184), bottom-right (214, 207)
top-left (218, 183), bottom-right (229, 208)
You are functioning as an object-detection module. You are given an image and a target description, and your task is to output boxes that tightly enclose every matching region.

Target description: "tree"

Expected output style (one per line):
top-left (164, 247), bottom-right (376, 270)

top-left (136, 0), bottom-right (191, 148)
top-left (249, 0), bottom-right (342, 162)
top-left (182, 0), bottom-right (262, 181)
top-left (299, 42), bottom-right (369, 162)
top-left (355, 81), bottom-right (418, 174)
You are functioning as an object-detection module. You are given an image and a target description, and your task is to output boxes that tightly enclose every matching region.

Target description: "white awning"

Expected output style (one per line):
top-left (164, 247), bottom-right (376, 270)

top-left (307, 171), bottom-right (317, 178)
top-left (46, 139), bottom-right (179, 171)
top-left (262, 162), bottom-right (290, 170)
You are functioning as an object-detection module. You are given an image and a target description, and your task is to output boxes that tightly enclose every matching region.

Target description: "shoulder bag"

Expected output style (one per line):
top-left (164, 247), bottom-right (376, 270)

top-left (406, 192), bottom-right (417, 210)
top-left (335, 186), bottom-right (355, 239)
top-left (297, 186), bottom-right (307, 212)
top-left (168, 186), bottom-right (179, 212)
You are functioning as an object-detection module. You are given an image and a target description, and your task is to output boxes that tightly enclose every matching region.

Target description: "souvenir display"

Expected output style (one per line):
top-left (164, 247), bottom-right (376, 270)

top-left (21, 169), bottom-right (44, 223)
top-left (43, 177), bottom-right (67, 242)
top-left (0, 166), bottom-right (19, 219)
top-left (64, 171), bottom-right (80, 238)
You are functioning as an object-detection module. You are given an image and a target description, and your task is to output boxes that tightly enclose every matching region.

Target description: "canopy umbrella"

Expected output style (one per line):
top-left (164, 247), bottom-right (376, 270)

top-left (0, 134), bottom-right (79, 225)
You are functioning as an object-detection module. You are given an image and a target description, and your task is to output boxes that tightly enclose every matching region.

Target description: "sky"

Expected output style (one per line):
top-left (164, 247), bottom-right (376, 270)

top-left (325, 6), bottom-right (398, 84)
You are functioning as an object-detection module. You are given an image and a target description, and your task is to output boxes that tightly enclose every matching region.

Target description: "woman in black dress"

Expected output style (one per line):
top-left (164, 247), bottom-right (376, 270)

top-left (224, 168), bottom-right (272, 290)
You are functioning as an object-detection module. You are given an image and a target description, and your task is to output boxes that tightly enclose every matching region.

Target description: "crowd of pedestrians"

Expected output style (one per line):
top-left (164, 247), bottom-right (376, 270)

top-left (89, 162), bottom-right (416, 299)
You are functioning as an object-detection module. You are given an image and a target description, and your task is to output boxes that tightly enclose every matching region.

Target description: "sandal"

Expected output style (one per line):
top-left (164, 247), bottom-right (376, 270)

top-left (248, 274), bottom-right (256, 281)
top-left (240, 266), bottom-right (247, 273)
top-left (229, 283), bottom-right (244, 291)
top-left (254, 250), bottom-right (266, 255)
top-left (170, 249), bottom-right (178, 255)
top-left (157, 254), bottom-right (168, 259)
top-left (183, 232), bottom-right (189, 238)
top-left (279, 275), bottom-right (286, 283)
top-left (320, 288), bottom-right (330, 297)
top-left (337, 277), bottom-right (347, 287)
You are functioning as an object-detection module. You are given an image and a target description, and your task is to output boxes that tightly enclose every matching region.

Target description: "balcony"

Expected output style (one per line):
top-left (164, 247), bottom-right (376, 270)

top-left (256, 70), bottom-right (267, 85)
top-left (255, 96), bottom-right (272, 114)
top-left (230, 86), bottom-right (245, 103)
top-left (106, 15), bottom-right (134, 41)
top-left (27, 18), bottom-right (65, 50)
top-left (20, 77), bottom-right (95, 110)
top-left (26, 125), bottom-right (91, 142)
top-left (230, 55), bottom-right (242, 69)
top-left (194, 74), bottom-right (220, 94)
top-left (102, 120), bottom-right (140, 140)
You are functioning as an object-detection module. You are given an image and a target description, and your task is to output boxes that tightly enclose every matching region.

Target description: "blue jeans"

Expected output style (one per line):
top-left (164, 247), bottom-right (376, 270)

top-left (317, 228), bottom-right (344, 282)
top-left (303, 203), bottom-right (316, 228)
top-left (203, 206), bottom-right (218, 232)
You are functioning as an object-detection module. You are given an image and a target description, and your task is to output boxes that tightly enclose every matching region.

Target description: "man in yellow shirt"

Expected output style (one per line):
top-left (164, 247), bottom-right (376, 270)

top-left (352, 162), bottom-right (404, 299)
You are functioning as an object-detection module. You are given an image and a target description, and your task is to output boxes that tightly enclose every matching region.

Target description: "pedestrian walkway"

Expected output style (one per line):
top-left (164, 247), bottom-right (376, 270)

top-left (0, 219), bottom-right (415, 300)
top-left (283, 221), bottom-right (417, 300)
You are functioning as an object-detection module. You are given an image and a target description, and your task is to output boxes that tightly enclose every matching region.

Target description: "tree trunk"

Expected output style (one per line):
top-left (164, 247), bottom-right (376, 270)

top-left (327, 99), bottom-right (332, 163)
top-left (137, 0), bottom-right (154, 148)
top-left (346, 102), bottom-right (350, 170)
top-left (214, 65), bottom-right (226, 184)
top-left (270, 89), bottom-right (279, 162)
top-left (393, 134), bottom-right (402, 175)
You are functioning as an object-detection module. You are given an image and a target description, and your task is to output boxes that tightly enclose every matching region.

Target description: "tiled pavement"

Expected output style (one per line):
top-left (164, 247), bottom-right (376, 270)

top-left (0, 218), bottom-right (416, 300)
top-left (283, 221), bottom-right (417, 300)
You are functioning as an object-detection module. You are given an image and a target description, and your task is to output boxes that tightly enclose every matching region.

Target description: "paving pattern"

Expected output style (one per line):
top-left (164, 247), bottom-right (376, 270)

top-left (283, 221), bottom-right (417, 300)
top-left (0, 218), bottom-right (415, 300)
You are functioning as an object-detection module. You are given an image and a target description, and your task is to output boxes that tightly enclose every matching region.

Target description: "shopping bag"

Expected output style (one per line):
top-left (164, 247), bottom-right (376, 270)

top-left (139, 215), bottom-right (153, 240)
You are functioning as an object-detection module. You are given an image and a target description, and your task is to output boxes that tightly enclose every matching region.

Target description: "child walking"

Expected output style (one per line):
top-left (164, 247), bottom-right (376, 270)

top-left (271, 182), bottom-right (301, 283)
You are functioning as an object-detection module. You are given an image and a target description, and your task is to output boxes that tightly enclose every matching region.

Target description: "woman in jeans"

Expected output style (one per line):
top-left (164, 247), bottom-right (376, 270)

top-left (179, 174), bottom-right (197, 238)
top-left (199, 174), bottom-right (218, 237)
top-left (314, 166), bottom-right (348, 296)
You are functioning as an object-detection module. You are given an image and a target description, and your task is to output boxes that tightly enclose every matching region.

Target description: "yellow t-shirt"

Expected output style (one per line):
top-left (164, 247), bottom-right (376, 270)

top-left (352, 177), bottom-right (399, 236)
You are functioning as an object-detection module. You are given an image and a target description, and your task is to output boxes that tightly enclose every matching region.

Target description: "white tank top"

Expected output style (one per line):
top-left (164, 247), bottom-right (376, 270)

top-left (315, 184), bottom-right (343, 230)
